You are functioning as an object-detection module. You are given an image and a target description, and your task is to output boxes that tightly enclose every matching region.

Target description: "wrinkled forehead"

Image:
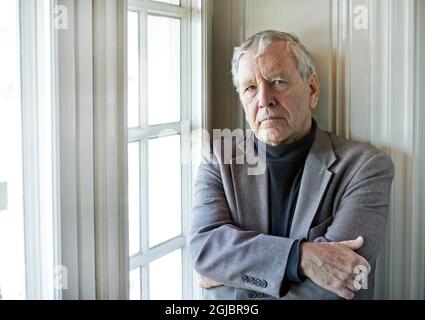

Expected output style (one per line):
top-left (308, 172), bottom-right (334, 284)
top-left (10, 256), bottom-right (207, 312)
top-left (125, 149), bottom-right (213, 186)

top-left (238, 41), bottom-right (299, 77)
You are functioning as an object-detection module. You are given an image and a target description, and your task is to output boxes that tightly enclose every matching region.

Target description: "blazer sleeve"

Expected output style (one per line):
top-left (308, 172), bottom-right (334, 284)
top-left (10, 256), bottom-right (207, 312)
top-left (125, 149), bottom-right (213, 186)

top-left (284, 151), bottom-right (395, 299)
top-left (189, 144), bottom-right (296, 298)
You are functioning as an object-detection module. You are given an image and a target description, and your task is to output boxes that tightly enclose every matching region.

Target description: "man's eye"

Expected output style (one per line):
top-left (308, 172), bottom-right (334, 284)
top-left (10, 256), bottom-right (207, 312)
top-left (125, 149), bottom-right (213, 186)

top-left (273, 80), bottom-right (287, 86)
top-left (245, 86), bottom-right (256, 92)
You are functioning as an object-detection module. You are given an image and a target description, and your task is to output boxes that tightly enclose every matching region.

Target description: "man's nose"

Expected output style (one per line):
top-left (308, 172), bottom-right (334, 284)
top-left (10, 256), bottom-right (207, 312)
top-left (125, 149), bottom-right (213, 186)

top-left (258, 85), bottom-right (276, 108)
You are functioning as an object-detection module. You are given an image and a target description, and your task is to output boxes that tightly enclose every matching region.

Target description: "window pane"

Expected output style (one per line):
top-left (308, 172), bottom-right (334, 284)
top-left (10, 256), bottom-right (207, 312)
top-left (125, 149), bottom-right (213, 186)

top-left (129, 267), bottom-right (141, 300)
top-left (149, 250), bottom-right (182, 299)
top-left (0, 0), bottom-right (26, 300)
top-left (152, 0), bottom-right (180, 6)
top-left (148, 135), bottom-right (181, 247)
top-left (128, 142), bottom-right (140, 256)
top-left (128, 11), bottom-right (140, 128)
top-left (148, 15), bottom-right (180, 125)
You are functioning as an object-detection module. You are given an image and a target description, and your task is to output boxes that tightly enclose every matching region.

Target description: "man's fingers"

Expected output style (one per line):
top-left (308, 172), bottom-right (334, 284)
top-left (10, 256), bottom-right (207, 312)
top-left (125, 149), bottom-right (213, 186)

top-left (345, 277), bottom-right (362, 292)
top-left (336, 287), bottom-right (355, 300)
top-left (198, 277), bottom-right (211, 288)
top-left (357, 258), bottom-right (372, 274)
top-left (338, 236), bottom-right (371, 274)
top-left (339, 236), bottom-right (364, 251)
top-left (198, 275), bottom-right (222, 288)
top-left (197, 276), bottom-right (205, 287)
top-left (301, 240), bottom-right (371, 299)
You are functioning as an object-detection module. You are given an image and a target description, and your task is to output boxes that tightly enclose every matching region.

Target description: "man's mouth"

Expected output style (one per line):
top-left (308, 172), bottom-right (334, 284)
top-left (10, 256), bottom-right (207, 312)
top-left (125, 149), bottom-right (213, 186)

top-left (260, 116), bottom-right (283, 124)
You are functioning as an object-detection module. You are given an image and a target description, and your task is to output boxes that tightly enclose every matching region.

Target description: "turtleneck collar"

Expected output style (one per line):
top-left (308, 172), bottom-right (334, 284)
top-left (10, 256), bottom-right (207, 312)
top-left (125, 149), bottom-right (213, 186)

top-left (254, 118), bottom-right (317, 165)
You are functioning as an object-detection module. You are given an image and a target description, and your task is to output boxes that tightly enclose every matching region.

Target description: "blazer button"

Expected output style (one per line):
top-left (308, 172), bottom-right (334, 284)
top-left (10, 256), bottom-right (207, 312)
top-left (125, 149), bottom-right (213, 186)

top-left (254, 279), bottom-right (262, 287)
top-left (242, 275), bottom-right (249, 282)
top-left (260, 280), bottom-right (268, 288)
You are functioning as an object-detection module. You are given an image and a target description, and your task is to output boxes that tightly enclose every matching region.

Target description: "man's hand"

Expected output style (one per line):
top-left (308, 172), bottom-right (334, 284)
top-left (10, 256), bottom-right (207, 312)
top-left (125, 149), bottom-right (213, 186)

top-left (299, 236), bottom-right (371, 300)
top-left (197, 275), bottom-right (223, 289)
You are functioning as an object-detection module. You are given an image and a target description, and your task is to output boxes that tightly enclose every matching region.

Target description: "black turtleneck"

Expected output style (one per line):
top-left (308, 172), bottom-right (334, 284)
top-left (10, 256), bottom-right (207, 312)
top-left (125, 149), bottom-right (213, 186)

top-left (255, 119), bottom-right (317, 287)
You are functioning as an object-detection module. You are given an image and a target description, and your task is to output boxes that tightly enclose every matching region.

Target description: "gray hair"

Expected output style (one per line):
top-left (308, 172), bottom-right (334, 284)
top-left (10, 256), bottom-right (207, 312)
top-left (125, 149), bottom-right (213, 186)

top-left (231, 30), bottom-right (316, 90)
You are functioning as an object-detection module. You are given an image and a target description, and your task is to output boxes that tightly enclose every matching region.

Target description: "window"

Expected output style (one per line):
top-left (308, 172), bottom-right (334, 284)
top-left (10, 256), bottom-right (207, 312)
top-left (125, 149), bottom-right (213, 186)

top-left (0, 0), bottom-right (25, 300)
top-left (0, 0), bottom-right (204, 300)
top-left (128, 0), bottom-right (194, 300)
top-left (0, 0), bottom-right (58, 300)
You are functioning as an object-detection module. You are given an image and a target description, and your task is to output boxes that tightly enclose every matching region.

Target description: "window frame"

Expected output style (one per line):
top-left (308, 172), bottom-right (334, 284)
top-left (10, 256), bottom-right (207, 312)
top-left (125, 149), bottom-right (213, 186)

top-left (19, 0), bottom-right (61, 299)
top-left (127, 0), bottom-right (195, 300)
top-left (19, 0), bottom-right (60, 299)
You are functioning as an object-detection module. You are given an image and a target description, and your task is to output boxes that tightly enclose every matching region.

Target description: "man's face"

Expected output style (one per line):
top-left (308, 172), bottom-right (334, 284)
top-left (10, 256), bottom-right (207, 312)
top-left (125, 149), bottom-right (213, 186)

top-left (237, 41), bottom-right (320, 146)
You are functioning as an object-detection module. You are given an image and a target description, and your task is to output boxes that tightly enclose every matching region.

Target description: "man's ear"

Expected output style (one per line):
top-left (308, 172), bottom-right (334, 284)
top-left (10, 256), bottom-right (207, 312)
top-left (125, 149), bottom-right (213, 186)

top-left (308, 73), bottom-right (320, 110)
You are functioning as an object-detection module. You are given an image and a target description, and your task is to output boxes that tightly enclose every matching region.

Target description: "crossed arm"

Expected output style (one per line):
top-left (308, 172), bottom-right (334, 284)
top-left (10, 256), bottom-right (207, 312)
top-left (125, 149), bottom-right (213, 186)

top-left (198, 236), bottom-right (369, 299)
top-left (190, 151), bottom-right (394, 299)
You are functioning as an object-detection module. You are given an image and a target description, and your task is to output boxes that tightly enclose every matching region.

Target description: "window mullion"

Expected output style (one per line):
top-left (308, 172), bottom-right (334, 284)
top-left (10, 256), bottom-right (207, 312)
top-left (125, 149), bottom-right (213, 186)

top-left (141, 264), bottom-right (150, 299)
top-left (138, 7), bottom-right (150, 300)
top-left (131, 235), bottom-right (186, 268)
top-left (180, 2), bottom-right (192, 299)
top-left (139, 138), bottom-right (149, 299)
top-left (182, 247), bottom-right (191, 299)
top-left (129, 0), bottom-right (188, 17)
top-left (140, 9), bottom-right (148, 129)
top-left (129, 122), bottom-right (183, 142)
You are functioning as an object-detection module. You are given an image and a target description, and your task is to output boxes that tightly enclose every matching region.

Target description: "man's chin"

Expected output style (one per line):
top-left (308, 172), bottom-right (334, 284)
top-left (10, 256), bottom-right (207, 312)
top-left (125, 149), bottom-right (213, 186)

top-left (258, 129), bottom-right (287, 146)
top-left (259, 137), bottom-right (286, 147)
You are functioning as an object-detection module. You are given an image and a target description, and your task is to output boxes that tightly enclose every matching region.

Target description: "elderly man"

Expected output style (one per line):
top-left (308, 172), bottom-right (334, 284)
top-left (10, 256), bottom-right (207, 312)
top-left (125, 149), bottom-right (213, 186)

top-left (189, 30), bottom-right (394, 300)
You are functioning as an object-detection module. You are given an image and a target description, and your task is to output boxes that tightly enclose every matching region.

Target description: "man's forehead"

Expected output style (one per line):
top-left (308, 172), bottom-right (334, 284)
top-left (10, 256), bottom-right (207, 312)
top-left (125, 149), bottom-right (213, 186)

top-left (244, 41), bottom-right (291, 59)
top-left (238, 43), bottom-right (296, 79)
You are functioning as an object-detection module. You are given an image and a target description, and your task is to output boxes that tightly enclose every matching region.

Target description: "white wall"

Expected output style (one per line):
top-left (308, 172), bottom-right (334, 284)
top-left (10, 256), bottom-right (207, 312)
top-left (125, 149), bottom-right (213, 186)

top-left (244, 0), bottom-right (334, 131)
top-left (211, 0), bottom-right (425, 299)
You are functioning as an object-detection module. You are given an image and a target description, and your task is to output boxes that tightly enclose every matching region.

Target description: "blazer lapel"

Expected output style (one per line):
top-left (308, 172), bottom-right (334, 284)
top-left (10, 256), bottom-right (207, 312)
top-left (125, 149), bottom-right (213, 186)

top-left (289, 129), bottom-right (337, 240)
top-left (231, 133), bottom-right (270, 234)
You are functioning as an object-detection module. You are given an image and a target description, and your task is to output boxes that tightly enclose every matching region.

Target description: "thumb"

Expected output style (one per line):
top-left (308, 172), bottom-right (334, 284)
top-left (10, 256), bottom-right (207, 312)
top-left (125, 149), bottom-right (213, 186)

top-left (340, 236), bottom-right (364, 251)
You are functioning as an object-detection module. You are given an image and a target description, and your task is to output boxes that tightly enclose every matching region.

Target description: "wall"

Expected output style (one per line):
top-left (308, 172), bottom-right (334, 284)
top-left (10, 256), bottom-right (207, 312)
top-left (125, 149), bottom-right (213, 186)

top-left (212, 0), bottom-right (335, 131)
top-left (211, 0), bottom-right (245, 130)
top-left (211, 0), bottom-right (425, 299)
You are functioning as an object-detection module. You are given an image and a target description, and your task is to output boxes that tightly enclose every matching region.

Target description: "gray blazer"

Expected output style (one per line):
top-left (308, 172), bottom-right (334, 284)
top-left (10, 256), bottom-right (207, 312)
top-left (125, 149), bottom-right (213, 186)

top-left (189, 127), bottom-right (394, 300)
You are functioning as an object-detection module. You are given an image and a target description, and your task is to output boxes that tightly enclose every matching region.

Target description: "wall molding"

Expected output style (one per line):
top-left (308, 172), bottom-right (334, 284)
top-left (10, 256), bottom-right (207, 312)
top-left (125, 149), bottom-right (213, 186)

top-left (57, 0), bottom-right (97, 300)
top-left (332, 0), bottom-right (423, 299)
top-left (93, 0), bottom-right (129, 300)
top-left (381, 0), bottom-right (416, 300)
top-left (331, 0), bottom-right (351, 138)
top-left (411, 0), bottom-right (425, 299)
top-left (57, 0), bottom-right (129, 300)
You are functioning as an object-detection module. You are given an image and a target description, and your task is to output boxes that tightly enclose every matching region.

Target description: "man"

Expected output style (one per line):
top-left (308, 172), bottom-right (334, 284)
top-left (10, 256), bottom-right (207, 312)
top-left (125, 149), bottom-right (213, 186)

top-left (189, 30), bottom-right (394, 300)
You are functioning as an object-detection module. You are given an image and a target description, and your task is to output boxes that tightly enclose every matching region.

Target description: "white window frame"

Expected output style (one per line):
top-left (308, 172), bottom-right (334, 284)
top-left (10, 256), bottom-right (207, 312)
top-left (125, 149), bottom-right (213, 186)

top-left (128, 0), bottom-right (203, 300)
top-left (19, 0), bottom-right (61, 299)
